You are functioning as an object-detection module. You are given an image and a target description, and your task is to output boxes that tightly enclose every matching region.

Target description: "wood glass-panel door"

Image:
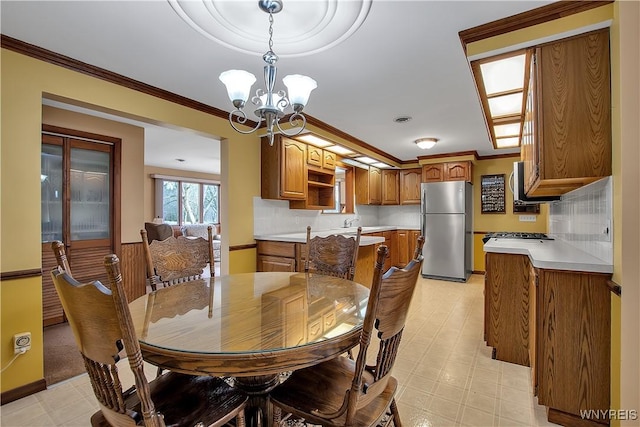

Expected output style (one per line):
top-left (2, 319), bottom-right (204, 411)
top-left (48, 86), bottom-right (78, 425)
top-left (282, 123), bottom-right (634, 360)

top-left (41, 130), bottom-right (120, 326)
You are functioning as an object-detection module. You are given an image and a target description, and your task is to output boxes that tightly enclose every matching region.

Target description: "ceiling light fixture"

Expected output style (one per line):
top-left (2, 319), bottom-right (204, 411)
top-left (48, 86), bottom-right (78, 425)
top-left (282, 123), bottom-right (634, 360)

top-left (415, 138), bottom-right (438, 150)
top-left (218, 0), bottom-right (317, 146)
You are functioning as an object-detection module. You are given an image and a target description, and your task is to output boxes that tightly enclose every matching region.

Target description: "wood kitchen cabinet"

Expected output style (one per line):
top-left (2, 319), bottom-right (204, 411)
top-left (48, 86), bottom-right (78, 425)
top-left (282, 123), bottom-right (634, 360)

top-left (532, 268), bottom-right (611, 425)
top-left (261, 135), bottom-right (307, 201)
top-left (399, 168), bottom-right (422, 204)
top-left (484, 252), bottom-right (530, 366)
top-left (522, 29), bottom-right (611, 198)
top-left (422, 161), bottom-right (472, 183)
top-left (355, 166), bottom-right (382, 205)
top-left (381, 169), bottom-right (399, 205)
top-left (256, 241), bottom-right (299, 272)
top-left (397, 230), bottom-right (409, 267)
top-left (422, 163), bottom-right (444, 182)
top-left (307, 146), bottom-right (336, 171)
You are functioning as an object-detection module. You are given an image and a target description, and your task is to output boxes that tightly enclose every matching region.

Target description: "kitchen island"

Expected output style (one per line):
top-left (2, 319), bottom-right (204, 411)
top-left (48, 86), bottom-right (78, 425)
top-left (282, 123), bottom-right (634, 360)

top-left (255, 226), bottom-right (420, 287)
top-left (484, 237), bottom-right (613, 427)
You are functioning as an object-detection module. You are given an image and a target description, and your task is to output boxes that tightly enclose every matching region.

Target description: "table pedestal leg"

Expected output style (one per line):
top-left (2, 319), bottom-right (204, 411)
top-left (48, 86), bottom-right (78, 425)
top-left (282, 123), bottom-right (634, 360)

top-left (234, 374), bottom-right (281, 427)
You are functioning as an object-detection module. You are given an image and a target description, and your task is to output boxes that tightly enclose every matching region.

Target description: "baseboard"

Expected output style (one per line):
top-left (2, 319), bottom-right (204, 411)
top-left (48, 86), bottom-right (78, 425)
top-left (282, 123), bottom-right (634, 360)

top-left (1, 378), bottom-right (47, 405)
top-left (473, 270), bottom-right (485, 275)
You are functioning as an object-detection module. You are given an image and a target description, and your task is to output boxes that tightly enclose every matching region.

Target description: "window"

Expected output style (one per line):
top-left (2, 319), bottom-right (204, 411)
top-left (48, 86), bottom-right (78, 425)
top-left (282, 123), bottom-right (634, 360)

top-left (154, 176), bottom-right (219, 226)
top-left (323, 167), bottom-right (346, 214)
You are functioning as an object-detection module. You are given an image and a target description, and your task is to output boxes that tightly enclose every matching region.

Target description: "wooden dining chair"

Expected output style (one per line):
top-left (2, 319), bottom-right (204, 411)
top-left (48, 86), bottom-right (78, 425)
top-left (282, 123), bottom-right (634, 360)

top-left (269, 235), bottom-right (425, 427)
top-left (51, 240), bottom-right (73, 277)
top-left (51, 254), bottom-right (247, 427)
top-left (305, 225), bottom-right (362, 280)
top-left (141, 225), bottom-right (214, 291)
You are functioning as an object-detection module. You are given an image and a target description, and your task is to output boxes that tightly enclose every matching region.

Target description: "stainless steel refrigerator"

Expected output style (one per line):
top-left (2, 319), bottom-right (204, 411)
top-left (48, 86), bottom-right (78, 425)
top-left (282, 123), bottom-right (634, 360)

top-left (420, 181), bottom-right (473, 282)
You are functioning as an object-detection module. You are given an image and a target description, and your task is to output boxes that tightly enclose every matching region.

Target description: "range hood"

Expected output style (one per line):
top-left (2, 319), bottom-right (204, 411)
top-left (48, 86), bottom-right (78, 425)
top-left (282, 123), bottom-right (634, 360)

top-left (511, 161), bottom-right (560, 204)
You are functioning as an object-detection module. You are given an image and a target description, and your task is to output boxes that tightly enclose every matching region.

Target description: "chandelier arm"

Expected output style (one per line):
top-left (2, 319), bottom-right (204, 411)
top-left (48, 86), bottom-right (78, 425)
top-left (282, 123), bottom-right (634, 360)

top-left (275, 113), bottom-right (308, 137)
top-left (228, 110), bottom-right (263, 135)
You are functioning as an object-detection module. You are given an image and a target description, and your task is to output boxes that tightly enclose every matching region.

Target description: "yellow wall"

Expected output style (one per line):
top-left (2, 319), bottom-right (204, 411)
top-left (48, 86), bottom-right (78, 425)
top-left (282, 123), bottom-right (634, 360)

top-left (0, 48), bottom-right (260, 393)
top-left (471, 156), bottom-right (548, 272)
top-left (611, 1), bottom-right (640, 422)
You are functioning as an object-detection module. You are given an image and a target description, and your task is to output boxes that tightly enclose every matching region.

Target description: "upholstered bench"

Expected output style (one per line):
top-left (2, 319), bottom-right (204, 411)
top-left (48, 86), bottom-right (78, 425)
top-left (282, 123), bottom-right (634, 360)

top-left (180, 224), bottom-right (221, 262)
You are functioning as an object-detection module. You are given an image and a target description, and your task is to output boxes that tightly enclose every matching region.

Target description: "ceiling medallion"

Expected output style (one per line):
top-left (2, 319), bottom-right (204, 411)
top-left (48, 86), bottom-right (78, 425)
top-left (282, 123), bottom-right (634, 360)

top-left (168, 0), bottom-right (372, 57)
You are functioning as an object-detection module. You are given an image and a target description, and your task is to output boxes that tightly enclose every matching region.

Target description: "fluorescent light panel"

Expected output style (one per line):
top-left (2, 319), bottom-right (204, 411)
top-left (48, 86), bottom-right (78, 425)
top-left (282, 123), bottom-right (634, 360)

top-left (295, 134), bottom-right (333, 148)
top-left (324, 145), bottom-right (354, 155)
top-left (371, 162), bottom-right (391, 168)
top-left (354, 156), bottom-right (376, 164)
top-left (480, 54), bottom-right (526, 94)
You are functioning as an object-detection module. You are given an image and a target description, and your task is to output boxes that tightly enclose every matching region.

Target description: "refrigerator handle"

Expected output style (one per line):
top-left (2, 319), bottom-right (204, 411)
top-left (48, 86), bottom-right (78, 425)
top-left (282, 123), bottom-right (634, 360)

top-left (421, 185), bottom-right (427, 214)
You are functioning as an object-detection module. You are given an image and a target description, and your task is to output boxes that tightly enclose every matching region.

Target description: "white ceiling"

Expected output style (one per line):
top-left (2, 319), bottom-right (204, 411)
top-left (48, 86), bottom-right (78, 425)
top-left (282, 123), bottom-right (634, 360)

top-left (2, 0), bottom-right (562, 173)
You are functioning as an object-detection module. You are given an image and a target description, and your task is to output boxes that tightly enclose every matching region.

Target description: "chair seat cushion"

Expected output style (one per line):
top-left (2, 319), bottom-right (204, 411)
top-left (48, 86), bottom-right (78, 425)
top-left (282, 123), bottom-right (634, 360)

top-left (269, 356), bottom-right (397, 427)
top-left (91, 373), bottom-right (246, 427)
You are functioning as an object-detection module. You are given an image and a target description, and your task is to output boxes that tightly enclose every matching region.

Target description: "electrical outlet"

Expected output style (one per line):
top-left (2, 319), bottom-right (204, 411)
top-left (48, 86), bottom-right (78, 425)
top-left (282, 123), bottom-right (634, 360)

top-left (14, 332), bottom-right (31, 354)
top-left (519, 215), bottom-right (537, 222)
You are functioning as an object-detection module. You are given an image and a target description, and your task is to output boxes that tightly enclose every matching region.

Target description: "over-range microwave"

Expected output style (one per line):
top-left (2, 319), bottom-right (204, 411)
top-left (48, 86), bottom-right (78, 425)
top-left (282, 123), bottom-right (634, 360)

top-left (511, 161), bottom-right (560, 204)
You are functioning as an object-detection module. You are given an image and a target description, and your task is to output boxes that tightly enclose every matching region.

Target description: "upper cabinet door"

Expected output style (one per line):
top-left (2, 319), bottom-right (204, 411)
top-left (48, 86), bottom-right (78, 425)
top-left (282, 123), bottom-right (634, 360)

top-left (400, 168), bottom-right (422, 205)
top-left (322, 151), bottom-right (336, 170)
top-left (307, 146), bottom-right (323, 168)
top-left (280, 139), bottom-right (308, 200)
top-left (422, 164), bottom-right (444, 182)
top-left (381, 169), bottom-right (399, 205)
top-left (369, 166), bottom-right (382, 205)
top-left (444, 161), bottom-right (472, 182)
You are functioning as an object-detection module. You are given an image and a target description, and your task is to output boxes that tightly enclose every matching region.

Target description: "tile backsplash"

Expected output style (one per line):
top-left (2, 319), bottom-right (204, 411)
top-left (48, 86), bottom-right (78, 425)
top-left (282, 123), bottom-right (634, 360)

top-left (548, 176), bottom-right (613, 263)
top-left (253, 197), bottom-right (421, 236)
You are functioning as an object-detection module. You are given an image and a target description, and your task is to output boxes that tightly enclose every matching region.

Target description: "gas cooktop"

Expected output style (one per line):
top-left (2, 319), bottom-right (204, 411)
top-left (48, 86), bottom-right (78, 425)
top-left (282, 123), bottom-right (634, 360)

top-left (482, 232), bottom-right (553, 243)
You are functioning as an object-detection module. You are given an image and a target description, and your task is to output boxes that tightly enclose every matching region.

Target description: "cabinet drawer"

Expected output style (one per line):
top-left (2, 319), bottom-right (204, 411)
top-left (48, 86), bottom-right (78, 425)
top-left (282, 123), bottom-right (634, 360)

top-left (257, 241), bottom-right (296, 258)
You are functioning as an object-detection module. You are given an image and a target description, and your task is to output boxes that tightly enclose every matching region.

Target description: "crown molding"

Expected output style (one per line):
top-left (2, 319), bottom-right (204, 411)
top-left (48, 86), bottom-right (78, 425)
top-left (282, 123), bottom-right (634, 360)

top-left (459, 0), bottom-right (614, 51)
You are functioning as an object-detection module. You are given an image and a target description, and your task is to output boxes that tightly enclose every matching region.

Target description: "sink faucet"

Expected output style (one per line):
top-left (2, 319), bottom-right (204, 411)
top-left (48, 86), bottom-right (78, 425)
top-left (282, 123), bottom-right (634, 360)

top-left (343, 217), bottom-right (360, 228)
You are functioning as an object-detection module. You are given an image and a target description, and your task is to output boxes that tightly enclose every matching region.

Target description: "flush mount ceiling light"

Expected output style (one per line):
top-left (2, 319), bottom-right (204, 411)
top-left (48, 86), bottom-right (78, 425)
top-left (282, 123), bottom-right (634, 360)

top-left (415, 138), bottom-right (439, 150)
top-left (217, 0), bottom-right (318, 146)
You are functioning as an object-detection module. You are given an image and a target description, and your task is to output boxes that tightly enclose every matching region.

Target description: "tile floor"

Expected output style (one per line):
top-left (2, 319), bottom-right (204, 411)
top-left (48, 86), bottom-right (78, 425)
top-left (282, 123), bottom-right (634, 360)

top-left (1, 274), bottom-right (558, 426)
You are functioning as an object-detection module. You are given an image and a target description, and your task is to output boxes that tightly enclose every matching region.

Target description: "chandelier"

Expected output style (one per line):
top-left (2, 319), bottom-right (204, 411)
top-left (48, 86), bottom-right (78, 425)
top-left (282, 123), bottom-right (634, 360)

top-left (218, 0), bottom-right (317, 146)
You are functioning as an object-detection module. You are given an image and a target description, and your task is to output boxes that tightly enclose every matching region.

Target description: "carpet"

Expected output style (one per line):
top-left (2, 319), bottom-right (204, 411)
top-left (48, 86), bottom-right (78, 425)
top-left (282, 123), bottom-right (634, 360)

top-left (44, 323), bottom-right (86, 385)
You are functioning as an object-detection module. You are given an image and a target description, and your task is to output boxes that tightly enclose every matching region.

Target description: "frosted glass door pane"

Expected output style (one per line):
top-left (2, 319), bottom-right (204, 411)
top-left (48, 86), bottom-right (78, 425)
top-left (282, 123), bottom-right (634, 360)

top-left (70, 148), bottom-right (110, 240)
top-left (41, 145), bottom-right (63, 242)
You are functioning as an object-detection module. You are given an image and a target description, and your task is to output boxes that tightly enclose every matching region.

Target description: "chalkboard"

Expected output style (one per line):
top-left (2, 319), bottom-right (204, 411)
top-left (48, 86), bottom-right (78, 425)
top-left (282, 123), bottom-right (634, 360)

top-left (481, 174), bottom-right (505, 214)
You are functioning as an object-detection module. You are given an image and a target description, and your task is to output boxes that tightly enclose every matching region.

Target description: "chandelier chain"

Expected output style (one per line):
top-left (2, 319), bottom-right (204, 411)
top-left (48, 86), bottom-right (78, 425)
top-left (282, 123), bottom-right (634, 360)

top-left (268, 12), bottom-right (274, 52)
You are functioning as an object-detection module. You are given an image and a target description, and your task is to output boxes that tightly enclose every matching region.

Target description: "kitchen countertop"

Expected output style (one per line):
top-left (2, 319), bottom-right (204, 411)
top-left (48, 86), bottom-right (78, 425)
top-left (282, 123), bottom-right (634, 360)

top-left (254, 226), bottom-right (417, 246)
top-left (483, 238), bottom-right (613, 273)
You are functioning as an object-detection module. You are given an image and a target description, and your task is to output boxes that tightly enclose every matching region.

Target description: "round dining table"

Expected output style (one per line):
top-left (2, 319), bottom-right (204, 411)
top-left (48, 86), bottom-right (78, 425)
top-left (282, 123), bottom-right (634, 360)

top-left (128, 271), bottom-right (369, 426)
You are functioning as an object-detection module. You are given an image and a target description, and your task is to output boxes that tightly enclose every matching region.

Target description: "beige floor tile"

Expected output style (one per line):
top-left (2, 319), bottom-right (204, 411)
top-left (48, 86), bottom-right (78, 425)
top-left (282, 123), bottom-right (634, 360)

top-left (497, 399), bottom-right (533, 425)
top-left (464, 390), bottom-right (497, 414)
top-left (460, 406), bottom-right (496, 426)
top-left (433, 382), bottom-right (466, 404)
top-left (398, 385), bottom-right (435, 409)
top-left (429, 395), bottom-right (462, 421)
top-left (404, 374), bottom-right (438, 394)
top-left (472, 367), bottom-right (500, 384)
